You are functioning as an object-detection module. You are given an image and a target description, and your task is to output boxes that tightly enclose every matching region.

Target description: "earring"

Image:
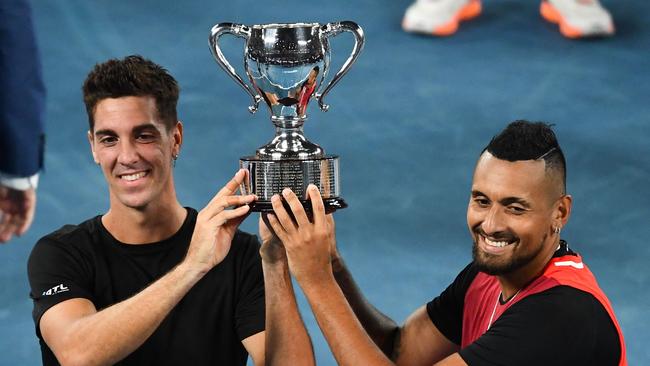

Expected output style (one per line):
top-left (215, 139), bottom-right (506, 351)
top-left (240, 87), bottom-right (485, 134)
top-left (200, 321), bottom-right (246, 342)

top-left (553, 226), bottom-right (561, 234)
top-left (172, 153), bottom-right (178, 167)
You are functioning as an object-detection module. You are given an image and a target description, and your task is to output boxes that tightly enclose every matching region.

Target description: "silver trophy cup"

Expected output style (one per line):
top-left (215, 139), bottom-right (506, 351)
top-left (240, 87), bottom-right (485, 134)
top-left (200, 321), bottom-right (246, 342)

top-left (209, 21), bottom-right (364, 212)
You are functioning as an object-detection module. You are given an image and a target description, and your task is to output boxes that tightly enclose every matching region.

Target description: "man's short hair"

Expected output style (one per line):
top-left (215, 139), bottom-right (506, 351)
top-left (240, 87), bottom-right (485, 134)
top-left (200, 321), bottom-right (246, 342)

top-left (483, 120), bottom-right (566, 193)
top-left (82, 55), bottom-right (179, 131)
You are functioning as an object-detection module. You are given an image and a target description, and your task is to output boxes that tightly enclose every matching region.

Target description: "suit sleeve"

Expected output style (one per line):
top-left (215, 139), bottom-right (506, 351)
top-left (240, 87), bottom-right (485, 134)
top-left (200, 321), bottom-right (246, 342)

top-left (0, 0), bottom-right (46, 176)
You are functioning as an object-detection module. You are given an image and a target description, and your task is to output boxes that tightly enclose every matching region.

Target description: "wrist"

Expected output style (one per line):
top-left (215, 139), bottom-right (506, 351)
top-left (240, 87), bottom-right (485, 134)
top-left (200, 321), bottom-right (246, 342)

top-left (262, 256), bottom-right (288, 271)
top-left (177, 260), bottom-right (209, 282)
top-left (260, 242), bottom-right (288, 265)
top-left (299, 269), bottom-right (337, 296)
top-left (296, 266), bottom-right (336, 289)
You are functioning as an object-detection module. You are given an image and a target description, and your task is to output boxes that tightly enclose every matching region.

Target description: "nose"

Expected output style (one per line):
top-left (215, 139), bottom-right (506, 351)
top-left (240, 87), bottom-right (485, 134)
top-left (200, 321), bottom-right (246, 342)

top-left (117, 140), bottom-right (139, 165)
top-left (481, 205), bottom-right (506, 236)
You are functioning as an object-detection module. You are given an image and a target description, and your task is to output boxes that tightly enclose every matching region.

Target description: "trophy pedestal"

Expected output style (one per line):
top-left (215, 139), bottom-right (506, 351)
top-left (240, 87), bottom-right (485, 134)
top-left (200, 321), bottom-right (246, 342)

top-left (240, 155), bottom-right (347, 213)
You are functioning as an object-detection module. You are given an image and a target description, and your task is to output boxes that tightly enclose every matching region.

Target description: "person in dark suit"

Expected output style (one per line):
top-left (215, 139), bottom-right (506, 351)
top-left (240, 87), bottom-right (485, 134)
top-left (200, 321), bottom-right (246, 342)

top-left (0, 0), bottom-right (46, 243)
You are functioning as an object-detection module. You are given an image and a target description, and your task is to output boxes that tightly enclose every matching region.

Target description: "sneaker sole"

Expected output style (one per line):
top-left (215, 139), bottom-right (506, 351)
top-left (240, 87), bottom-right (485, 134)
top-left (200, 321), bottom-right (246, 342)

top-left (403, 0), bottom-right (482, 36)
top-left (540, 1), bottom-right (614, 38)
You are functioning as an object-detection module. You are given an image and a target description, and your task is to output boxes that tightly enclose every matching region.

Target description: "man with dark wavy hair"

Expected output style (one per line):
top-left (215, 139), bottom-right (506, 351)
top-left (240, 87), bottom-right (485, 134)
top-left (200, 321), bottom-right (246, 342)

top-left (265, 120), bottom-right (627, 365)
top-left (27, 55), bottom-right (271, 365)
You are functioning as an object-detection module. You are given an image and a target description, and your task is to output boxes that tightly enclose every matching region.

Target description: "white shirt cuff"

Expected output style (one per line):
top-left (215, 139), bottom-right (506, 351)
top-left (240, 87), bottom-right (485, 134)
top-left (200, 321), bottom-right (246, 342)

top-left (0, 172), bottom-right (39, 190)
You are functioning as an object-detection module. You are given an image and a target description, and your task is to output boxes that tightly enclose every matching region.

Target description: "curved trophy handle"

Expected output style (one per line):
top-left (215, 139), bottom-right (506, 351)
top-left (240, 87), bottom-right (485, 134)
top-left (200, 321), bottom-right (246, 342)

top-left (316, 21), bottom-right (365, 112)
top-left (209, 22), bottom-right (261, 114)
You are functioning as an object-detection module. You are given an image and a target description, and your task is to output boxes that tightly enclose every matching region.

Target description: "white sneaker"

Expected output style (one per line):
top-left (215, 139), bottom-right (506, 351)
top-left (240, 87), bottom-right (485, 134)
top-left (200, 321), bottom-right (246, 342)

top-left (541, 0), bottom-right (615, 38)
top-left (402, 0), bottom-right (482, 36)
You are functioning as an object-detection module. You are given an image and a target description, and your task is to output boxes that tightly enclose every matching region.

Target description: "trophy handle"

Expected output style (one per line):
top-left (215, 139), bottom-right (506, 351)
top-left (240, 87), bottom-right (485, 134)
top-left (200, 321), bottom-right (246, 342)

top-left (209, 22), bottom-right (261, 114)
top-left (316, 21), bottom-right (365, 112)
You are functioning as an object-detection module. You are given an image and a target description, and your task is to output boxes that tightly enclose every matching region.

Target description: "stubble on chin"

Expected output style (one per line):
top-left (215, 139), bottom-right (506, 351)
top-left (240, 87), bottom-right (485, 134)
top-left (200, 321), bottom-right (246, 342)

top-left (471, 234), bottom-right (547, 276)
top-left (471, 242), bottom-right (510, 276)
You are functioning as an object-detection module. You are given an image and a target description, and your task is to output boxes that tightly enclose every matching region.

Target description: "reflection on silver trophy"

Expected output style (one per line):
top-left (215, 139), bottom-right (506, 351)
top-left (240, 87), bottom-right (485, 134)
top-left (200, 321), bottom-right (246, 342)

top-left (209, 21), bottom-right (364, 212)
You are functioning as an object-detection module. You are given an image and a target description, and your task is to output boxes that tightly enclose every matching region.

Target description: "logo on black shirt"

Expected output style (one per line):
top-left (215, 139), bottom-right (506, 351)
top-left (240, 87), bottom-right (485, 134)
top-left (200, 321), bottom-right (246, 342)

top-left (42, 284), bottom-right (69, 296)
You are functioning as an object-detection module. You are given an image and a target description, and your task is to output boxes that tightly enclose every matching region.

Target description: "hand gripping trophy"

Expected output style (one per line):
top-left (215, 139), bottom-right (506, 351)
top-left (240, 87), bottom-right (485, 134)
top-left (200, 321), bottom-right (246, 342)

top-left (209, 21), bottom-right (364, 212)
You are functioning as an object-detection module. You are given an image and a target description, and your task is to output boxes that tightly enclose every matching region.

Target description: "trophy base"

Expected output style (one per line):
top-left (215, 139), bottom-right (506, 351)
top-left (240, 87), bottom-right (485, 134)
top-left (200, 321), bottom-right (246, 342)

top-left (240, 155), bottom-right (347, 213)
top-left (249, 197), bottom-right (348, 214)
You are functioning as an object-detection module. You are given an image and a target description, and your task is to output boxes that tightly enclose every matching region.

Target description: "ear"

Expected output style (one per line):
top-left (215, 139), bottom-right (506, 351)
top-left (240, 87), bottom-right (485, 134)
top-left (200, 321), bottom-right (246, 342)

top-left (172, 121), bottom-right (183, 156)
top-left (554, 194), bottom-right (572, 230)
top-left (88, 130), bottom-right (99, 165)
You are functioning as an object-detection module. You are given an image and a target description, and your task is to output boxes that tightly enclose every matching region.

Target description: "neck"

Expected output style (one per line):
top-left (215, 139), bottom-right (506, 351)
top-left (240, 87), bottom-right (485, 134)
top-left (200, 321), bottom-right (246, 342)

top-left (103, 196), bottom-right (186, 245)
top-left (497, 235), bottom-right (560, 299)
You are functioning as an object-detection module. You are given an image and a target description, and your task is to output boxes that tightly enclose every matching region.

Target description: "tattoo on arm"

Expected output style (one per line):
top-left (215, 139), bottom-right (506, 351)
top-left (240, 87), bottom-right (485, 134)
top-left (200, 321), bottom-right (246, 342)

top-left (331, 255), bottom-right (399, 356)
top-left (391, 327), bottom-right (403, 361)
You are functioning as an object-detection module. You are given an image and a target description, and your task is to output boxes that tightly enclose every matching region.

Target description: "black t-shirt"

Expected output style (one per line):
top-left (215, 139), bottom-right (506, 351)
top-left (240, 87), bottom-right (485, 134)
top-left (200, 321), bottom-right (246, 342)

top-left (28, 208), bottom-right (265, 366)
top-left (427, 243), bottom-right (621, 366)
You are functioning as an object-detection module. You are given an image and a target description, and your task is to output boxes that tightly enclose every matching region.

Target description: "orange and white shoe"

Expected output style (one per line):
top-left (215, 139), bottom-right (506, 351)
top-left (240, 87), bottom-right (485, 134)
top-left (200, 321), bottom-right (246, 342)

top-left (402, 0), bottom-right (482, 36)
top-left (541, 0), bottom-right (615, 38)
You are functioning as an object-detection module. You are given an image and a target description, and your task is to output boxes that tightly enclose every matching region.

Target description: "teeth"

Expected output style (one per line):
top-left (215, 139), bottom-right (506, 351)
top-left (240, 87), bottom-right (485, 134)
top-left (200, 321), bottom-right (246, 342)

top-left (484, 237), bottom-right (511, 248)
top-left (121, 172), bottom-right (147, 181)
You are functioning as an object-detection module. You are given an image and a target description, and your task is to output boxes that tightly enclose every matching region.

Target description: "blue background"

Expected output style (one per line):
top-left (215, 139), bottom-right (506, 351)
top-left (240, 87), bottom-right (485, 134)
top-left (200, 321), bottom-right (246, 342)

top-left (1, 0), bottom-right (648, 364)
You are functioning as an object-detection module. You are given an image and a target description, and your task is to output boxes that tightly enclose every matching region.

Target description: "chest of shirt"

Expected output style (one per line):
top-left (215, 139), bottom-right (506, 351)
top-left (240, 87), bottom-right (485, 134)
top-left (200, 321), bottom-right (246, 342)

top-left (84, 241), bottom-right (242, 326)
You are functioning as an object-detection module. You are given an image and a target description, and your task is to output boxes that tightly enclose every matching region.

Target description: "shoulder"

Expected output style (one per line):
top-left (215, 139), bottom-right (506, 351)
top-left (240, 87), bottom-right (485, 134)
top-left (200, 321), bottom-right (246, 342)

top-left (35, 216), bottom-right (100, 247)
top-left (28, 217), bottom-right (101, 266)
top-left (426, 263), bottom-right (480, 345)
top-left (500, 286), bottom-right (619, 340)
top-left (454, 262), bottom-right (480, 288)
top-left (48, 217), bottom-right (99, 240)
top-left (498, 286), bottom-right (620, 362)
top-left (510, 285), bottom-right (615, 327)
top-left (429, 262), bottom-right (480, 308)
top-left (461, 286), bottom-right (621, 365)
top-left (27, 217), bottom-right (102, 306)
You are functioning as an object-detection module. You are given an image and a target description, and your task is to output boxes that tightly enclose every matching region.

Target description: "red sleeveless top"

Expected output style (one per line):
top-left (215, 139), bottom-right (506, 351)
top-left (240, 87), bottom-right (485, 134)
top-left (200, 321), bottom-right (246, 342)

top-left (461, 255), bottom-right (627, 366)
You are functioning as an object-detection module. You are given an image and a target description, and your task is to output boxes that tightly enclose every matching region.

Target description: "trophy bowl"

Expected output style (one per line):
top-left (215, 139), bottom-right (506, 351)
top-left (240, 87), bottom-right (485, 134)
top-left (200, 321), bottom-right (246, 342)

top-left (209, 21), bottom-right (364, 212)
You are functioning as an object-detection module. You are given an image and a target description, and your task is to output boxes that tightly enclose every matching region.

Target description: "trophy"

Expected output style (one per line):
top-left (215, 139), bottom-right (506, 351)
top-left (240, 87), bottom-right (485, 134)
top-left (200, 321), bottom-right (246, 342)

top-left (209, 21), bottom-right (364, 212)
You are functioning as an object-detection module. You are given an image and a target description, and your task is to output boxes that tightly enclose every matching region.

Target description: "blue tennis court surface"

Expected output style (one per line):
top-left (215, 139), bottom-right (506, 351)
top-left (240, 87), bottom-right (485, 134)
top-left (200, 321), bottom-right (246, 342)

top-left (1, 0), bottom-right (647, 364)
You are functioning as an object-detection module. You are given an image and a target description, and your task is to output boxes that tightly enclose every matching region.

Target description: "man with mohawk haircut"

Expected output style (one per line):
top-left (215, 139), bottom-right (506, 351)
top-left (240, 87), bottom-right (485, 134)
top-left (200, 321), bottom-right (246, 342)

top-left (264, 120), bottom-right (626, 365)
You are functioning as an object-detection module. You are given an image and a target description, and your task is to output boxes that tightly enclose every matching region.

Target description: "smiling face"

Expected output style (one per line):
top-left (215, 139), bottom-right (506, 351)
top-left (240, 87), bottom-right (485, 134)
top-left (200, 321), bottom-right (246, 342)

top-left (467, 152), bottom-right (570, 276)
top-left (88, 96), bottom-right (182, 211)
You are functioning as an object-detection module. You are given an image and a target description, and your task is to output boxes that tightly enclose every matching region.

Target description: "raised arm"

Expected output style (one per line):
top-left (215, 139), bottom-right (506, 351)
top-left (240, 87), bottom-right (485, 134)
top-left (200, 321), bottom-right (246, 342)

top-left (330, 244), bottom-right (460, 362)
top-left (329, 244), bottom-right (400, 356)
top-left (259, 215), bottom-right (315, 366)
top-left (38, 170), bottom-right (256, 366)
top-left (264, 186), bottom-right (389, 365)
top-left (267, 186), bottom-right (465, 366)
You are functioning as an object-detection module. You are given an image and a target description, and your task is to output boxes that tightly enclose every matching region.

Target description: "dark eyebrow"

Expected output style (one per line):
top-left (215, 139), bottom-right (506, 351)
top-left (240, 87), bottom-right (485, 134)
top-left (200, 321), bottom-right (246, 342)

top-left (133, 123), bottom-right (160, 134)
top-left (471, 190), bottom-right (487, 198)
top-left (93, 123), bottom-right (159, 138)
top-left (93, 129), bottom-right (116, 138)
top-left (500, 197), bottom-right (531, 208)
top-left (471, 191), bottom-right (531, 208)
